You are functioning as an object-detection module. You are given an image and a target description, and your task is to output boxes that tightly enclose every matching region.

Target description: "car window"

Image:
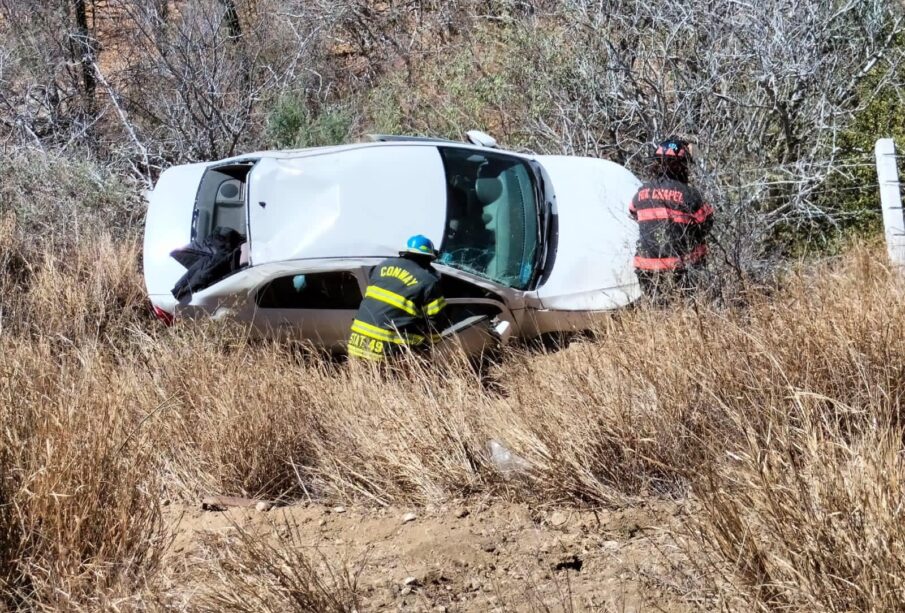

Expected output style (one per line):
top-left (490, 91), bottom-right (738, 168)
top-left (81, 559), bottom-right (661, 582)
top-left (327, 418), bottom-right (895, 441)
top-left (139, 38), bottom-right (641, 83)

top-left (256, 271), bottom-right (362, 309)
top-left (438, 147), bottom-right (540, 290)
top-left (192, 164), bottom-right (252, 243)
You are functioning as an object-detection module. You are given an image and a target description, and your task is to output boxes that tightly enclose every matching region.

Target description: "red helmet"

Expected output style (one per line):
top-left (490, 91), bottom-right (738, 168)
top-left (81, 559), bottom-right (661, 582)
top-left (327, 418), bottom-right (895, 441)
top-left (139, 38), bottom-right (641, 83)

top-left (654, 137), bottom-right (693, 165)
top-left (649, 136), bottom-right (693, 182)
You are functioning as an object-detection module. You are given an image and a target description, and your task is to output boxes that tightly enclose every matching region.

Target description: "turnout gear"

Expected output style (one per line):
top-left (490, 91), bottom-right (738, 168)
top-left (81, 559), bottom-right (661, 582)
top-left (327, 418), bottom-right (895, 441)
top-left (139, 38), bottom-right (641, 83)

top-left (630, 137), bottom-right (713, 301)
top-left (347, 254), bottom-right (448, 361)
top-left (629, 177), bottom-right (713, 271)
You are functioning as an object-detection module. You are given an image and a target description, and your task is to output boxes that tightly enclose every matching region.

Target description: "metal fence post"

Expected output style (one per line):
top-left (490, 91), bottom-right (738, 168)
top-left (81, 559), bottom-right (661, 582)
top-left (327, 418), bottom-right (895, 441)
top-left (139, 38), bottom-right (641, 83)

top-left (876, 138), bottom-right (905, 266)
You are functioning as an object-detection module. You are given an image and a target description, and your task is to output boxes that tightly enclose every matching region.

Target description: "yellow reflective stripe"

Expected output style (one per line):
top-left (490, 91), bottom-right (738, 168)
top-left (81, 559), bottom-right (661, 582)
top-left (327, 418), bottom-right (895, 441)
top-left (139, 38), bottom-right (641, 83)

top-left (424, 297), bottom-right (447, 316)
top-left (352, 321), bottom-right (404, 345)
top-left (365, 286), bottom-right (419, 317)
top-left (351, 319), bottom-right (424, 345)
top-left (348, 345), bottom-right (383, 360)
top-left (351, 319), bottom-right (395, 342)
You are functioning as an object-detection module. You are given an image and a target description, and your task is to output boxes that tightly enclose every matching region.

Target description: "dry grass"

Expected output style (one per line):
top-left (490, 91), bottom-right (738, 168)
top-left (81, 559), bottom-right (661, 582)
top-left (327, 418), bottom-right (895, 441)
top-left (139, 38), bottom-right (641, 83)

top-left (191, 518), bottom-right (364, 612)
top-left (4, 195), bottom-right (905, 609)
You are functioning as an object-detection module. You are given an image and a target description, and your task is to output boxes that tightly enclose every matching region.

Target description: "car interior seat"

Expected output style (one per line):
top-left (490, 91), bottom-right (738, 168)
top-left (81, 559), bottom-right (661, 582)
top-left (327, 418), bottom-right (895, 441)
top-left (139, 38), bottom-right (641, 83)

top-left (475, 176), bottom-right (503, 209)
top-left (475, 164), bottom-right (505, 278)
top-left (212, 179), bottom-right (246, 236)
top-left (196, 209), bottom-right (212, 243)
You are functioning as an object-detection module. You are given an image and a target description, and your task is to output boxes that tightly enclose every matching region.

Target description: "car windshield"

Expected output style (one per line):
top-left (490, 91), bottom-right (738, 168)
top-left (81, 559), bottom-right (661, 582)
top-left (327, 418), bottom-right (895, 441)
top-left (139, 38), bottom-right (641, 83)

top-left (438, 147), bottom-right (540, 289)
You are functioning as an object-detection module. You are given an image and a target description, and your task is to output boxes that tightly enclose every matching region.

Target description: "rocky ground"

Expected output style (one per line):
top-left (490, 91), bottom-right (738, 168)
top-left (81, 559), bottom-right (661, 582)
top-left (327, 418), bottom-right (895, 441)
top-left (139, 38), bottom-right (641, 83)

top-left (163, 499), bottom-right (693, 611)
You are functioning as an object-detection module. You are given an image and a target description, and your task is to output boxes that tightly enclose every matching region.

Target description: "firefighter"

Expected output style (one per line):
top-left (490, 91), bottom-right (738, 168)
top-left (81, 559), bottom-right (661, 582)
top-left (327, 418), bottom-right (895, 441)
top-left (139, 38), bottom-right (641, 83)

top-left (629, 136), bottom-right (714, 303)
top-left (347, 235), bottom-right (448, 361)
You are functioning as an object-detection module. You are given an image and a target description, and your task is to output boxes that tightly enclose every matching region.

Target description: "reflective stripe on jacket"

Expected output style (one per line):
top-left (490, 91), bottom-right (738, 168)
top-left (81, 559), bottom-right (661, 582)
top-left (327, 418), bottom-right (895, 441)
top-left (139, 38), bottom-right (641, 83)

top-left (347, 256), bottom-right (447, 360)
top-left (629, 178), bottom-right (713, 271)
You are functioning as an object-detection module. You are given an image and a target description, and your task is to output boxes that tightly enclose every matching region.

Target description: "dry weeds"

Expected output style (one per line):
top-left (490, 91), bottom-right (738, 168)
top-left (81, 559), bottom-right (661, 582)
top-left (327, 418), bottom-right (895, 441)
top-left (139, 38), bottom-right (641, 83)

top-left (2, 211), bottom-right (905, 609)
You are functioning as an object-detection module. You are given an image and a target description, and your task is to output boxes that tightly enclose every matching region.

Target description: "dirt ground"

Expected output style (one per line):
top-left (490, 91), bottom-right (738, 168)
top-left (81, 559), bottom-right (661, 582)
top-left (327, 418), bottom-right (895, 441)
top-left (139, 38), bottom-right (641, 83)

top-left (163, 499), bottom-right (693, 612)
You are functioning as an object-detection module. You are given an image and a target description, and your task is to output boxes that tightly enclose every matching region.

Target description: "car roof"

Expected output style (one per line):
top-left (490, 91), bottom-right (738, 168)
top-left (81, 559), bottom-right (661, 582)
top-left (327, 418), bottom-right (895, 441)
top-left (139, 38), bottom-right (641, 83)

top-left (212, 139), bottom-right (538, 267)
top-left (216, 139), bottom-right (533, 164)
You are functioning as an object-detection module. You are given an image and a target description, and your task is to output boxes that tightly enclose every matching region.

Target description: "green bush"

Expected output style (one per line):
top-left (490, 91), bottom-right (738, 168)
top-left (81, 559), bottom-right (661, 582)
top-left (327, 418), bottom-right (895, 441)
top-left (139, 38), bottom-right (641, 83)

top-left (361, 20), bottom-right (569, 147)
top-left (811, 36), bottom-right (905, 249)
top-left (265, 97), bottom-right (355, 149)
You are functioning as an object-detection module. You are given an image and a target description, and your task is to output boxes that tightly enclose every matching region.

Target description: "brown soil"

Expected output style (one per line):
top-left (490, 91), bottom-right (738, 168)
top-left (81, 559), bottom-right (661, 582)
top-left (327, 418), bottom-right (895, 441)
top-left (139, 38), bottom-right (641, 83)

top-left (164, 499), bottom-right (692, 611)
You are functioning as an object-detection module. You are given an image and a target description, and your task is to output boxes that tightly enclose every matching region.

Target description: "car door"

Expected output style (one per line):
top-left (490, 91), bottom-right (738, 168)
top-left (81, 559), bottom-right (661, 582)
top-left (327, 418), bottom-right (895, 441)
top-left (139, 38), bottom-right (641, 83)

top-left (251, 269), bottom-right (364, 348)
top-left (431, 270), bottom-right (519, 355)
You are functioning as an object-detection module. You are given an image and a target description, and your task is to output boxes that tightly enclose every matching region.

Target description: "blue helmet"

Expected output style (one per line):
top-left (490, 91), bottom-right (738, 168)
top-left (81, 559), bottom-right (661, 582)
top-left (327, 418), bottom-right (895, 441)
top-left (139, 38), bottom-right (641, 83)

top-left (401, 234), bottom-right (438, 259)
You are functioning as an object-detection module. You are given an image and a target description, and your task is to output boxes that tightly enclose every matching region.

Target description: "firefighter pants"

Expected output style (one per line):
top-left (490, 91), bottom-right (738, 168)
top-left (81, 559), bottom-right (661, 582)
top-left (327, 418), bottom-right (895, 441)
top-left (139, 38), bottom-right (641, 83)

top-left (636, 268), bottom-right (697, 305)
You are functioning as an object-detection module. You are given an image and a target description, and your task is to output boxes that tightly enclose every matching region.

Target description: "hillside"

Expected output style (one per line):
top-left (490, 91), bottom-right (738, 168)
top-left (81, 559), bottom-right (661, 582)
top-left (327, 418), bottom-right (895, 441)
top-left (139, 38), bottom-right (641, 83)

top-left (4, 209), bottom-right (905, 609)
top-left (3, 1), bottom-right (905, 611)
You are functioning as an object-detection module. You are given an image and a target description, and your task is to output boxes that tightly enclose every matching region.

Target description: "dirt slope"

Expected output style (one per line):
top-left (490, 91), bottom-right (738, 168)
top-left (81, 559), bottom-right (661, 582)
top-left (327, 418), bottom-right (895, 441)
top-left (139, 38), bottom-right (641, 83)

top-left (164, 500), bottom-right (691, 611)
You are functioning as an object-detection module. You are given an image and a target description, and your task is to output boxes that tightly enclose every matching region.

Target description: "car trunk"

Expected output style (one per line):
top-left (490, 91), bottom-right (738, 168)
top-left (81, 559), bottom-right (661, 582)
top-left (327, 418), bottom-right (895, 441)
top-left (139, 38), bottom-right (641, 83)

top-left (144, 162), bottom-right (255, 311)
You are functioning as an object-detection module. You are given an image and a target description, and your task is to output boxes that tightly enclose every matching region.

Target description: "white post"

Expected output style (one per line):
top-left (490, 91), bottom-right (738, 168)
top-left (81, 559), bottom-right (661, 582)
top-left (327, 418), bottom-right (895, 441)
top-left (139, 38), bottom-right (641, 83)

top-left (876, 138), bottom-right (905, 266)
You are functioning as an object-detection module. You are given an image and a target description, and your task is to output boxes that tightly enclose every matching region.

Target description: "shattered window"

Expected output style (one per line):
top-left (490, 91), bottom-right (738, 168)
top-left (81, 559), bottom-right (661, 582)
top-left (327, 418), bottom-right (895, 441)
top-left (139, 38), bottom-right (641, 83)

top-left (438, 147), bottom-right (540, 289)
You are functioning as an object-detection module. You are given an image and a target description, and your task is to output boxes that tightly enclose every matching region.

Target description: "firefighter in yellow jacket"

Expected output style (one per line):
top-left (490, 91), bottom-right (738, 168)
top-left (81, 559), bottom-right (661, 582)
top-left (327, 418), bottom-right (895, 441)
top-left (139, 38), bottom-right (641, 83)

top-left (347, 235), bottom-right (448, 360)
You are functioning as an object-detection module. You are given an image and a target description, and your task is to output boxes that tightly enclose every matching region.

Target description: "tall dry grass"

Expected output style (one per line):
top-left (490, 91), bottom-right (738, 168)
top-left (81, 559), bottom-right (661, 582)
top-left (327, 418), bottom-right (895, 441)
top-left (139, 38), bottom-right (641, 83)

top-left (192, 519), bottom-right (364, 612)
top-left (3, 179), bottom-right (905, 608)
top-left (0, 218), bottom-right (161, 609)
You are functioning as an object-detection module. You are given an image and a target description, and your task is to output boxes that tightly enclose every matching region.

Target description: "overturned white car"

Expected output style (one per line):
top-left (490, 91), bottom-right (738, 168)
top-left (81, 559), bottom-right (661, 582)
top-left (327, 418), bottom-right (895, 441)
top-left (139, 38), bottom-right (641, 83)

top-left (143, 133), bottom-right (642, 352)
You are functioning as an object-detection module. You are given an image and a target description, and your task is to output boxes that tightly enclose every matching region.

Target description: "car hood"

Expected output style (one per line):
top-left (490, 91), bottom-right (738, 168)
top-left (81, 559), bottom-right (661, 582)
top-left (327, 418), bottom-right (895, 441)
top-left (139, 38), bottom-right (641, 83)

top-left (534, 156), bottom-right (641, 310)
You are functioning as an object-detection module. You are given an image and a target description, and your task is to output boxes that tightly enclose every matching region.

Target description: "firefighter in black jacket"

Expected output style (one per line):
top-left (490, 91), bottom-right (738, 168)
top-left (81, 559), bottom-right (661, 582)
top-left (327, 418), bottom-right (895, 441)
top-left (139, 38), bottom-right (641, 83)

top-left (629, 137), bottom-right (714, 302)
top-left (347, 235), bottom-right (448, 360)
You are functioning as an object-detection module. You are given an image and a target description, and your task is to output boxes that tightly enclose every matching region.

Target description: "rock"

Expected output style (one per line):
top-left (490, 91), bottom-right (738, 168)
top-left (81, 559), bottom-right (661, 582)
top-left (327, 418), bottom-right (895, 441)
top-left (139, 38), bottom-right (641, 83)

top-left (553, 554), bottom-right (583, 572)
top-left (318, 518), bottom-right (327, 527)
top-left (454, 507), bottom-right (470, 519)
top-left (332, 506), bottom-right (346, 514)
top-left (421, 569), bottom-right (447, 585)
top-left (487, 439), bottom-right (531, 477)
top-left (201, 499), bottom-right (227, 512)
top-left (602, 539), bottom-right (620, 551)
top-left (550, 511), bottom-right (568, 526)
top-left (403, 576), bottom-right (419, 586)
top-left (401, 512), bottom-right (418, 524)
top-left (202, 495), bottom-right (268, 510)
top-left (255, 501), bottom-right (273, 512)
top-left (481, 542), bottom-right (497, 553)
top-left (399, 586), bottom-right (412, 597)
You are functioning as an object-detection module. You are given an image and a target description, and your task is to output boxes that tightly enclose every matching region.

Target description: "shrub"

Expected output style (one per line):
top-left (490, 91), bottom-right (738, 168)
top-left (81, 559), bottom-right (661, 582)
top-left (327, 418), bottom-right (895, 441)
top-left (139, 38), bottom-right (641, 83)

top-left (266, 97), bottom-right (356, 149)
top-left (0, 149), bottom-right (143, 240)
